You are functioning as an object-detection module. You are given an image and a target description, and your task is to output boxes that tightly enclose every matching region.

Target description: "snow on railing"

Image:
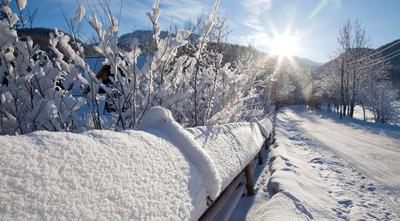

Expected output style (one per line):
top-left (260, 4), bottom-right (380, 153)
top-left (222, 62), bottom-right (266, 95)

top-left (196, 111), bottom-right (276, 220)
top-left (0, 106), bottom-right (275, 221)
top-left (139, 107), bottom-right (222, 200)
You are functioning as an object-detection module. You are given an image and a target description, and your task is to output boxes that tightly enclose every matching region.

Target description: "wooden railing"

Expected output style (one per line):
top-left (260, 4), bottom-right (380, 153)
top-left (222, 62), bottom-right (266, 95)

top-left (199, 115), bottom-right (275, 221)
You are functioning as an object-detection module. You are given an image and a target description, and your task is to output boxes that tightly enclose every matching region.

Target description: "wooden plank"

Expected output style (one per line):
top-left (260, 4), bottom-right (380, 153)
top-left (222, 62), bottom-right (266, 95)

top-left (258, 147), bottom-right (264, 164)
top-left (265, 139), bottom-right (270, 150)
top-left (244, 162), bottom-right (254, 196)
top-left (199, 171), bottom-right (245, 221)
top-left (271, 137), bottom-right (276, 145)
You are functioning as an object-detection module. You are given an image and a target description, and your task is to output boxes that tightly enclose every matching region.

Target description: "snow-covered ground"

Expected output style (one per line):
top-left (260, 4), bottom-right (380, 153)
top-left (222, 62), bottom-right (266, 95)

top-left (352, 105), bottom-right (376, 122)
top-left (334, 103), bottom-right (400, 126)
top-left (232, 106), bottom-right (400, 220)
top-left (392, 101), bottom-right (400, 126)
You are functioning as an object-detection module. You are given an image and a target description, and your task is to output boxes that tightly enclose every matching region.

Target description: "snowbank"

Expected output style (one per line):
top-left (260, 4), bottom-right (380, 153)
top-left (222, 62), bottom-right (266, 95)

top-left (252, 115), bottom-right (274, 139)
top-left (0, 129), bottom-right (208, 220)
top-left (0, 106), bottom-right (271, 220)
top-left (266, 146), bottom-right (336, 220)
top-left (188, 121), bottom-right (265, 190)
top-left (249, 193), bottom-right (309, 221)
top-left (139, 106), bottom-right (222, 199)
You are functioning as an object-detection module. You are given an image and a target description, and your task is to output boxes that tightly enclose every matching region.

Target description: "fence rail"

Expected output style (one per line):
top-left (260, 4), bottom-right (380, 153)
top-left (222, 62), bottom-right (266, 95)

top-left (199, 112), bottom-right (276, 221)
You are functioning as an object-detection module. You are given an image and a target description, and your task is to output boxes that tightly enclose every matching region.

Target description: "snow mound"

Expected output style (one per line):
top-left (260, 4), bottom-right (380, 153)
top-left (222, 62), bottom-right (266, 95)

top-left (266, 141), bottom-right (337, 220)
top-left (0, 129), bottom-right (208, 220)
top-left (0, 106), bottom-right (270, 220)
top-left (139, 106), bottom-right (221, 199)
top-left (188, 121), bottom-right (264, 190)
top-left (251, 116), bottom-right (274, 139)
top-left (250, 193), bottom-right (309, 221)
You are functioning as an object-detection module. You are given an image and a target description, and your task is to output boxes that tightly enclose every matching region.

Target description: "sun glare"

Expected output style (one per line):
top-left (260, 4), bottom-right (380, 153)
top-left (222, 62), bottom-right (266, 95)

top-left (270, 32), bottom-right (301, 57)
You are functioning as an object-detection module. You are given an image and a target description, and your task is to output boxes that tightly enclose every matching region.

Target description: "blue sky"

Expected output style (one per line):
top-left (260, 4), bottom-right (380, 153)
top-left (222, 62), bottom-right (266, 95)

top-left (11, 0), bottom-right (400, 62)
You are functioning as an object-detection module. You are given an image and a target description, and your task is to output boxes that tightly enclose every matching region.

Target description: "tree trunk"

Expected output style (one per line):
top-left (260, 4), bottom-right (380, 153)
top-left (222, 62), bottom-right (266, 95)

top-left (350, 102), bottom-right (355, 118)
top-left (340, 59), bottom-right (345, 119)
top-left (327, 101), bottom-right (331, 113)
top-left (361, 104), bottom-right (366, 121)
top-left (245, 163), bottom-right (254, 196)
top-left (193, 63), bottom-right (200, 126)
top-left (350, 69), bottom-right (356, 118)
top-left (343, 103), bottom-right (347, 118)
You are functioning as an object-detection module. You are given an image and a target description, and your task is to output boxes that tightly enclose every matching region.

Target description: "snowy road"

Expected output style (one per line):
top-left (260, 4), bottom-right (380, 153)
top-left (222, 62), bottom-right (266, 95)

top-left (232, 106), bottom-right (400, 220)
top-left (284, 107), bottom-right (400, 210)
top-left (290, 108), bottom-right (400, 186)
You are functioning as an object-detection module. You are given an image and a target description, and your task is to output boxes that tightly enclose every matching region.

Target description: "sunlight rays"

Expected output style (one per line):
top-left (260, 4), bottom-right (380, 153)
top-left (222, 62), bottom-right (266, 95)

top-left (270, 31), bottom-right (301, 57)
top-left (265, 28), bottom-right (303, 76)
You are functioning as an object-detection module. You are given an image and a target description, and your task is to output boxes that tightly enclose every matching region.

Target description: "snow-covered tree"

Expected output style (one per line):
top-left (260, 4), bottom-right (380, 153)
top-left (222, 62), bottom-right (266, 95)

top-left (359, 59), bottom-right (398, 123)
top-left (315, 19), bottom-right (398, 123)
top-left (268, 69), bottom-right (295, 108)
top-left (0, 0), bottom-right (264, 135)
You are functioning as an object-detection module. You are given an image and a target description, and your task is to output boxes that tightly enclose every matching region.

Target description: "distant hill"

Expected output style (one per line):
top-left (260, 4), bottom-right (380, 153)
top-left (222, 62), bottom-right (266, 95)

top-left (118, 30), bottom-right (263, 64)
top-left (374, 39), bottom-right (400, 88)
top-left (17, 28), bottom-right (321, 75)
top-left (16, 27), bottom-right (99, 57)
top-left (16, 28), bottom-right (262, 63)
top-left (118, 30), bottom-right (171, 52)
top-left (17, 28), bottom-right (57, 50)
top-left (292, 56), bottom-right (321, 71)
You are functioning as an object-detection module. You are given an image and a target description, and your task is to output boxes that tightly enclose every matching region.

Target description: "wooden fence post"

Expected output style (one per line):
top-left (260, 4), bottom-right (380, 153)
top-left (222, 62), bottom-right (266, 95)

top-left (258, 147), bottom-right (264, 164)
top-left (244, 163), bottom-right (254, 196)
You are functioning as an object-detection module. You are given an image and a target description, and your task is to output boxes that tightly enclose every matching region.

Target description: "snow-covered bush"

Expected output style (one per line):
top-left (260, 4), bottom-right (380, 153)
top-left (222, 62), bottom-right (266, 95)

top-left (268, 69), bottom-right (296, 108)
top-left (0, 2), bottom-right (87, 134)
top-left (76, 0), bottom-right (256, 128)
top-left (207, 53), bottom-right (263, 124)
top-left (0, 0), bottom-right (262, 135)
top-left (359, 61), bottom-right (398, 123)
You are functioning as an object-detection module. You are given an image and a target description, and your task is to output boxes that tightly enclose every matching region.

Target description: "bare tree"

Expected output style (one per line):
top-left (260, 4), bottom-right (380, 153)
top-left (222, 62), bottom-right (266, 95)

top-left (318, 19), bottom-right (397, 123)
top-left (348, 20), bottom-right (369, 117)
top-left (337, 20), bottom-right (352, 118)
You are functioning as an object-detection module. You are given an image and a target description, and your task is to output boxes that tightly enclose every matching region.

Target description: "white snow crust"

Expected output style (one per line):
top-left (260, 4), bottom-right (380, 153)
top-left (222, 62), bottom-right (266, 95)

top-left (0, 129), bottom-right (208, 220)
top-left (188, 121), bottom-right (264, 190)
top-left (251, 116), bottom-right (274, 139)
top-left (139, 106), bottom-right (222, 199)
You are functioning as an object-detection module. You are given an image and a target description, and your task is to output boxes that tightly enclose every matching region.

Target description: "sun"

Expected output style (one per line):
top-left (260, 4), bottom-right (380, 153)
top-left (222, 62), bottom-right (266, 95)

top-left (270, 32), bottom-right (301, 57)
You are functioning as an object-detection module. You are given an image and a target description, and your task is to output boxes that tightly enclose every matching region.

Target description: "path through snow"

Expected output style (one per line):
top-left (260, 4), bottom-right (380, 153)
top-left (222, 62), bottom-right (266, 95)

top-left (231, 106), bottom-right (400, 220)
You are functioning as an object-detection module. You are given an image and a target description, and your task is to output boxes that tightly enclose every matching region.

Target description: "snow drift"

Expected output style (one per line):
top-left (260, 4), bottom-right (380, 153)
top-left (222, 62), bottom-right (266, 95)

top-left (0, 106), bottom-right (273, 220)
top-left (139, 106), bottom-right (222, 199)
top-left (252, 115), bottom-right (274, 139)
top-left (0, 129), bottom-right (208, 220)
top-left (187, 121), bottom-right (265, 190)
